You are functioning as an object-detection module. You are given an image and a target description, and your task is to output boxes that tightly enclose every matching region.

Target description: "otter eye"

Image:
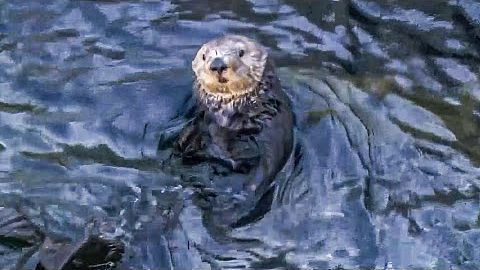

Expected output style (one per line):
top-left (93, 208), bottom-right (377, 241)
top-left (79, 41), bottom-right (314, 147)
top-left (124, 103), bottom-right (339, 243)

top-left (239, 49), bottom-right (245, 57)
top-left (202, 54), bottom-right (206, 61)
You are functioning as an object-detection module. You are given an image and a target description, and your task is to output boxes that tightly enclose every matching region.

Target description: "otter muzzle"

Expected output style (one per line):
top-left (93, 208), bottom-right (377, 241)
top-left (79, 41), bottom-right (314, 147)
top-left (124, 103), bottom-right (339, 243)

top-left (210, 58), bottom-right (228, 73)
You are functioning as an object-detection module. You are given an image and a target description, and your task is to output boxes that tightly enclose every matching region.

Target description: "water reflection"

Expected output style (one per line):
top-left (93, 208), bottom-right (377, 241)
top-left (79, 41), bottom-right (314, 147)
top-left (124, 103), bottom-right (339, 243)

top-left (0, 0), bottom-right (479, 269)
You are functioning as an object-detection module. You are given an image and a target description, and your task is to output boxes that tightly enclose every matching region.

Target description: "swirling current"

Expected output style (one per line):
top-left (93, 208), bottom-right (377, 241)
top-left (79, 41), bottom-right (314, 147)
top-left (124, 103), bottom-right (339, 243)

top-left (0, 0), bottom-right (479, 269)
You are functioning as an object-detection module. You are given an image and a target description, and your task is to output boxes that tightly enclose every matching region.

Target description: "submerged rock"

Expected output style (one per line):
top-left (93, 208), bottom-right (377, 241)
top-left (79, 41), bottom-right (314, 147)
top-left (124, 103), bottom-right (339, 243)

top-left (36, 236), bottom-right (124, 270)
top-left (0, 207), bottom-right (43, 249)
top-left (0, 207), bottom-right (124, 269)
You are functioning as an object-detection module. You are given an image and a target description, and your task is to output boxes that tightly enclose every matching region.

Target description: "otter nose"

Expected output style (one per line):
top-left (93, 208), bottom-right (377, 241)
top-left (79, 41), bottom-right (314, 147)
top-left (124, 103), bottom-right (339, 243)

top-left (210, 58), bottom-right (227, 73)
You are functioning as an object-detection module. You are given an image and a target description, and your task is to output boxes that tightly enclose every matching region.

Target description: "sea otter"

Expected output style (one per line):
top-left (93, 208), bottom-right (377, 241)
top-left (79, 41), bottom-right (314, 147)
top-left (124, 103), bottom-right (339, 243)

top-left (172, 35), bottom-right (294, 227)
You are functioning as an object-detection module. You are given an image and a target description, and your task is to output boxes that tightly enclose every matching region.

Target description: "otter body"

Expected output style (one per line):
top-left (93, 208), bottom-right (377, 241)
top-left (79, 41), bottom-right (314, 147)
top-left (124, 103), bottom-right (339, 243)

top-left (175, 35), bottom-right (293, 189)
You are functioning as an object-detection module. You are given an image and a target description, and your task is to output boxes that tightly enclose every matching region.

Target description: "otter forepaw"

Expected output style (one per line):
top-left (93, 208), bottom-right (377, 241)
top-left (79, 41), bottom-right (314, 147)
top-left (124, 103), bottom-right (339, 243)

top-left (229, 158), bottom-right (258, 174)
top-left (243, 120), bottom-right (263, 134)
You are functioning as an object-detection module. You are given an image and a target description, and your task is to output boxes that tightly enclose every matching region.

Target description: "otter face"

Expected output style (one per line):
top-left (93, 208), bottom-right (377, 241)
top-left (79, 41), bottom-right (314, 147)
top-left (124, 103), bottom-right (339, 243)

top-left (192, 35), bottom-right (268, 96)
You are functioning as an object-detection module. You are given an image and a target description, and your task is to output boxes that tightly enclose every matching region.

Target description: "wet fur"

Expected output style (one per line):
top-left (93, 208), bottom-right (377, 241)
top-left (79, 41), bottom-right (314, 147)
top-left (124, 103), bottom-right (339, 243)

top-left (175, 35), bottom-right (293, 194)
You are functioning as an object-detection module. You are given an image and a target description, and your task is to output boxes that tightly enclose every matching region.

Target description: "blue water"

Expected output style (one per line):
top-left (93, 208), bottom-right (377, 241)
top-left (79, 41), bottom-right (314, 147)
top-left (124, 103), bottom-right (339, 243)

top-left (0, 0), bottom-right (479, 269)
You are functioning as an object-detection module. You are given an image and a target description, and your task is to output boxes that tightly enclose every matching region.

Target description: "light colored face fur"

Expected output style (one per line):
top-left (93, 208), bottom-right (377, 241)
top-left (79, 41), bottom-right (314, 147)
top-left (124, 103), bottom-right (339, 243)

top-left (192, 35), bottom-right (267, 97)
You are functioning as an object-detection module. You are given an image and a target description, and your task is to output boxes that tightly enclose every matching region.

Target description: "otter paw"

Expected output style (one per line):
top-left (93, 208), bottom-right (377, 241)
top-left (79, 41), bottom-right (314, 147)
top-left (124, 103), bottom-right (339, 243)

top-left (229, 159), bottom-right (258, 173)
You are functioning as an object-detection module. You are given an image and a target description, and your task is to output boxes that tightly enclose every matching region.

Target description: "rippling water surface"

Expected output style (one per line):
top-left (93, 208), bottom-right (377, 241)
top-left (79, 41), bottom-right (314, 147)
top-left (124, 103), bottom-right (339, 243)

top-left (1, 0), bottom-right (480, 269)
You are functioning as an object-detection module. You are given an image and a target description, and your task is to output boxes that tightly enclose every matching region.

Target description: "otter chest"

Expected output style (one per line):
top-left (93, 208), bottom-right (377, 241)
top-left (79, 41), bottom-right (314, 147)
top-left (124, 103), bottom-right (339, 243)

top-left (200, 88), bottom-right (281, 132)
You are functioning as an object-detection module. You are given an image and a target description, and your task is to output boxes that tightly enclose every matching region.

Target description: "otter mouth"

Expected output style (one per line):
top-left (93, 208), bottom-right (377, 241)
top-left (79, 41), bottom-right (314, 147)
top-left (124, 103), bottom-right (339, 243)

top-left (217, 75), bottom-right (228, 84)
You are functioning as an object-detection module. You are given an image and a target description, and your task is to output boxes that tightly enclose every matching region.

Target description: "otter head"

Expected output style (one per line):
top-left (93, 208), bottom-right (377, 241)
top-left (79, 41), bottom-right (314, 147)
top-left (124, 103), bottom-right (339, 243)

top-left (192, 35), bottom-right (268, 99)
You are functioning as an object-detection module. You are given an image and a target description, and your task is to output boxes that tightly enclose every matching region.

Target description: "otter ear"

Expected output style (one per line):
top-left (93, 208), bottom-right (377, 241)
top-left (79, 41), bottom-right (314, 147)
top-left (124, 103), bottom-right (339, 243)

top-left (244, 44), bottom-right (268, 82)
